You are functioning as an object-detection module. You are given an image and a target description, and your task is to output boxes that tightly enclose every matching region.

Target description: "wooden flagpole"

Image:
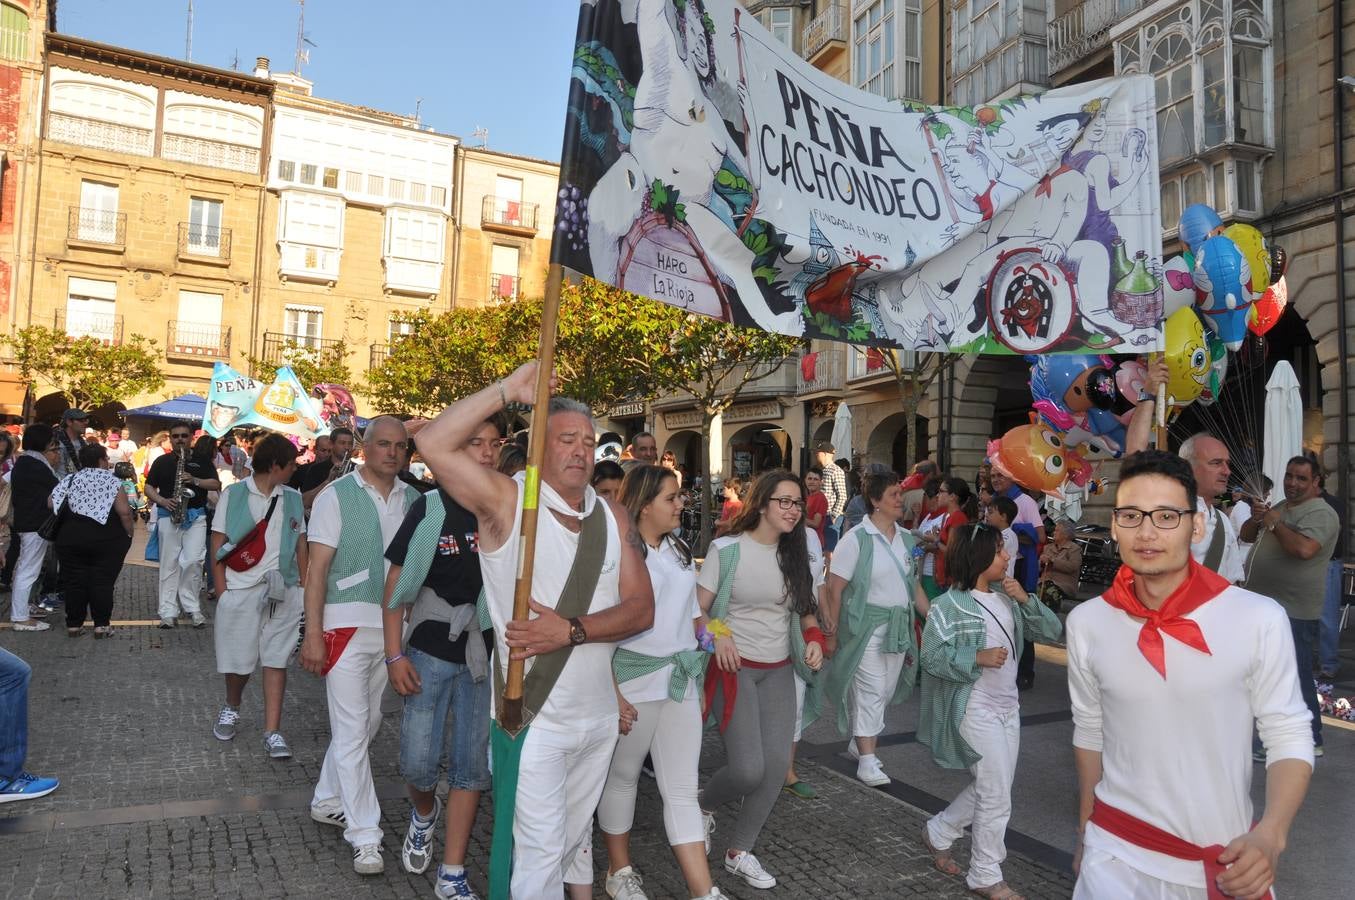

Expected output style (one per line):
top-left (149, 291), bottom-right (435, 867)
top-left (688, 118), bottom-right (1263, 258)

top-left (1154, 351), bottom-right (1169, 450)
top-left (498, 262), bottom-right (565, 734)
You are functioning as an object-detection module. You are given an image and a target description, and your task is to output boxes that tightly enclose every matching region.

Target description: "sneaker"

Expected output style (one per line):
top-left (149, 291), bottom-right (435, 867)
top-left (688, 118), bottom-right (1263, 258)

top-left (702, 809), bottom-right (716, 856)
top-left (191, 613), bottom-right (207, 629)
top-left (725, 850), bottom-right (776, 889)
top-left (692, 891), bottom-right (725, 900)
top-left (857, 754), bottom-right (891, 787)
top-left (309, 804), bottom-right (347, 829)
top-left (1314, 744), bottom-right (1325, 758)
top-left (353, 843), bottom-right (384, 875)
top-left (847, 739), bottom-right (861, 761)
top-left (158, 618), bottom-right (175, 629)
top-left (11, 620), bottom-right (50, 632)
top-left (435, 865), bottom-right (481, 900)
top-left (39, 592), bottom-right (63, 607)
top-left (605, 865), bottom-right (648, 900)
top-left (0, 771), bottom-right (60, 804)
top-left (213, 706), bottom-right (240, 741)
top-left (402, 797), bottom-right (442, 874)
top-left (263, 732), bottom-right (292, 759)
top-left (1252, 747), bottom-right (1267, 764)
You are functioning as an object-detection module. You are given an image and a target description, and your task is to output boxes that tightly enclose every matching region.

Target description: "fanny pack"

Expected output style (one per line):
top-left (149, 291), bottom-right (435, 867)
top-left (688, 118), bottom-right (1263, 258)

top-left (221, 496), bottom-right (279, 572)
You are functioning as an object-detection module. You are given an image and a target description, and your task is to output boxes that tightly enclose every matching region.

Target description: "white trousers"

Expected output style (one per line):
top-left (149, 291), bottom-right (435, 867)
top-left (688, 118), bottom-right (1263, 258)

top-left (1075, 847), bottom-right (1211, 899)
top-left (927, 704), bottom-right (1021, 890)
top-left (513, 721), bottom-right (616, 896)
top-left (597, 696), bottom-right (704, 845)
top-left (312, 626), bottom-right (388, 848)
top-left (851, 628), bottom-right (908, 738)
top-left (10, 532), bottom-right (49, 622)
top-left (157, 517), bottom-right (205, 620)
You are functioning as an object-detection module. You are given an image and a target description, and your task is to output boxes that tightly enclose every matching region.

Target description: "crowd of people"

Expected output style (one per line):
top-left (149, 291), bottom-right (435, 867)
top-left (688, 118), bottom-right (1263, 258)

top-left (0, 360), bottom-right (1342, 900)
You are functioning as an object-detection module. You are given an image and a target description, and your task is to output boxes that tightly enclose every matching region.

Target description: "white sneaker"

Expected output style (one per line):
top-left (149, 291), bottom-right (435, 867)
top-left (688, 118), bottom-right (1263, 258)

top-left (309, 804), bottom-right (347, 829)
top-left (605, 865), bottom-right (648, 900)
top-left (402, 797), bottom-right (442, 874)
top-left (857, 754), bottom-right (891, 787)
top-left (692, 890), bottom-right (725, 900)
top-left (724, 851), bottom-right (776, 889)
top-left (11, 620), bottom-right (50, 632)
top-left (353, 843), bottom-right (384, 875)
top-left (701, 809), bottom-right (716, 856)
top-left (263, 731), bottom-right (292, 759)
top-left (847, 739), bottom-right (861, 760)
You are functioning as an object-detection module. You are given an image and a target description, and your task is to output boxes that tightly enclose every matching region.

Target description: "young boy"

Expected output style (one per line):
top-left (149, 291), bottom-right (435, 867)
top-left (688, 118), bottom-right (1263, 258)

top-left (804, 466), bottom-right (828, 547)
top-left (987, 496), bottom-right (1020, 579)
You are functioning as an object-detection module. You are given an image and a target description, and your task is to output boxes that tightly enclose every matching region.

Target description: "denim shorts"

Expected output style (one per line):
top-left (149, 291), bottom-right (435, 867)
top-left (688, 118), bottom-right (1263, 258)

top-left (399, 647), bottom-right (492, 792)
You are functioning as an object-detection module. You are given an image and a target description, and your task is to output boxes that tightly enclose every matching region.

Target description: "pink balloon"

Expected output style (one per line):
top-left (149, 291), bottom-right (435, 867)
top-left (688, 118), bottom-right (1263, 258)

top-left (1116, 360), bottom-right (1149, 405)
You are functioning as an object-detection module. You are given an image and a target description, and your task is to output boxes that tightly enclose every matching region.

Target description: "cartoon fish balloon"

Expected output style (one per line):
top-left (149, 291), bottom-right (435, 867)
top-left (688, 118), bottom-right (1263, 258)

top-left (986, 424), bottom-right (1092, 499)
top-left (1192, 235), bottom-right (1253, 351)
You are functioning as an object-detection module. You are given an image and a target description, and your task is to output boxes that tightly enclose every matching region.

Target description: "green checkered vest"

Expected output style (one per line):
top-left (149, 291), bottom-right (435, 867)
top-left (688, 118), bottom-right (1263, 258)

top-left (324, 475), bottom-right (420, 605)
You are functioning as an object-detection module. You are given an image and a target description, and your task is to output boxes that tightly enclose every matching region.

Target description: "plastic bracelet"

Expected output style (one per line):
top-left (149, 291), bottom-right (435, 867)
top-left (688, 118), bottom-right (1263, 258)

top-left (706, 618), bottom-right (733, 640)
top-left (696, 625), bottom-right (716, 653)
top-left (384, 653), bottom-right (406, 666)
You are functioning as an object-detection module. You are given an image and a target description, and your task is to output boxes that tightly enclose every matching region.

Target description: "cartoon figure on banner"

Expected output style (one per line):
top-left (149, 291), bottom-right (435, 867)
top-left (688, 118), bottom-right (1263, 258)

top-left (311, 384), bottom-right (358, 432)
top-left (1192, 234), bottom-right (1253, 351)
top-left (1029, 354), bottom-right (1128, 457)
top-left (987, 423), bottom-right (1092, 498)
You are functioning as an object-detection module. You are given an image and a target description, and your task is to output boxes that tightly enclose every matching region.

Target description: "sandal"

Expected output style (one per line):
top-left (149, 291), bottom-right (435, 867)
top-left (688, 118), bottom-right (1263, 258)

top-left (920, 824), bottom-right (963, 876)
top-left (66, 626), bottom-right (85, 638)
top-left (971, 882), bottom-right (1024, 900)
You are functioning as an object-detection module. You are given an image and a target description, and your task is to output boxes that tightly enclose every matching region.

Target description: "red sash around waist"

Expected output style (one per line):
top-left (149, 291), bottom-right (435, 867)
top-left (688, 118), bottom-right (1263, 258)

top-left (1089, 798), bottom-right (1273, 900)
top-left (702, 657), bottom-right (789, 733)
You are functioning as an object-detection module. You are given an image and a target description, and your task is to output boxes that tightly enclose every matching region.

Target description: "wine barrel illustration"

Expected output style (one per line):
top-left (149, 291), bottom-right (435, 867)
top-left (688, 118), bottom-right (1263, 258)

top-left (617, 212), bottom-right (733, 321)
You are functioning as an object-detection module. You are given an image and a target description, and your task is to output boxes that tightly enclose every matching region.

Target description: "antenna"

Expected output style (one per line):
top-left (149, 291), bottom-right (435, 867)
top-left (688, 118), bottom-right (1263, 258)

top-left (294, 0), bottom-right (316, 73)
top-left (185, 0), bottom-right (194, 61)
top-left (231, 49), bottom-right (240, 71)
top-left (415, 97), bottom-right (423, 123)
top-left (472, 126), bottom-right (489, 149)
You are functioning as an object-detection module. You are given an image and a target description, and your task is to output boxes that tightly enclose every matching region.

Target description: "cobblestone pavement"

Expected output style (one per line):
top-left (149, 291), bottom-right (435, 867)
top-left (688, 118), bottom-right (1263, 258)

top-left (0, 561), bottom-right (1078, 898)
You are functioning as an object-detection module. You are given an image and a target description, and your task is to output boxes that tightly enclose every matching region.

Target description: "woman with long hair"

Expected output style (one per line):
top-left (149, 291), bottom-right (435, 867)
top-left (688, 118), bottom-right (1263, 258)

top-left (52, 443), bottom-right (134, 637)
top-left (697, 469), bottom-right (825, 891)
top-left (918, 477), bottom-right (977, 598)
top-left (917, 524), bottom-right (1062, 900)
top-left (822, 468), bottom-right (931, 787)
top-left (588, 465), bottom-right (721, 900)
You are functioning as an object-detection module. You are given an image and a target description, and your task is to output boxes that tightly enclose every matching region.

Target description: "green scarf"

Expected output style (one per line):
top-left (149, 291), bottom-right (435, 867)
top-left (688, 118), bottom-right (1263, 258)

top-left (613, 646), bottom-right (709, 703)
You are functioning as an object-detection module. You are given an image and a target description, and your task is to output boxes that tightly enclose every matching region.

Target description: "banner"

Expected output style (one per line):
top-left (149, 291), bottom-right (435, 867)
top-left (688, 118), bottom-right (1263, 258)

top-left (203, 362), bottom-right (329, 440)
top-left (553, 0), bottom-right (1164, 355)
top-left (311, 383), bottom-right (360, 432)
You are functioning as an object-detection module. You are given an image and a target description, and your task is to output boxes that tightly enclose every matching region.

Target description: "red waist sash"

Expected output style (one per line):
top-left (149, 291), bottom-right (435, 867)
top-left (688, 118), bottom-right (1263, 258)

top-left (1089, 798), bottom-right (1272, 900)
top-left (702, 657), bottom-right (789, 733)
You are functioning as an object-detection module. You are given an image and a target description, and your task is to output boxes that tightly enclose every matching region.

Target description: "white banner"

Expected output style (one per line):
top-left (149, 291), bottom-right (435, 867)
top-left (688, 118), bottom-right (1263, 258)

top-left (554, 0), bottom-right (1164, 355)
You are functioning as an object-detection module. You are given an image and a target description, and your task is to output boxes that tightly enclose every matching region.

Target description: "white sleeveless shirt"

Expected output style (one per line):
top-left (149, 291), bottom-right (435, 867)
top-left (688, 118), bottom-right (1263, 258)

top-left (480, 475), bottom-right (622, 732)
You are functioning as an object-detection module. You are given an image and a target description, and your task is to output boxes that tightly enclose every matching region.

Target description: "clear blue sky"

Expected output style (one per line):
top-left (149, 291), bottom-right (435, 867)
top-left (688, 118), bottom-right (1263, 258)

top-left (55, 0), bottom-right (580, 161)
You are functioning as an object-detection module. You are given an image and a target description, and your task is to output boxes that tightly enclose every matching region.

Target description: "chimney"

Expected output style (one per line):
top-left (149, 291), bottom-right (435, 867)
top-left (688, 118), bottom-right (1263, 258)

top-left (254, 57), bottom-right (270, 79)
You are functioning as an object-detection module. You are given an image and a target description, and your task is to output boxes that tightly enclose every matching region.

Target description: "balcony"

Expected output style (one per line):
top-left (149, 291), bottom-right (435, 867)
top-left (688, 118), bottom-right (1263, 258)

top-left (481, 195), bottom-right (539, 235)
top-left (369, 343), bottom-right (391, 370)
top-left (166, 321), bottom-right (231, 361)
top-left (383, 256), bottom-right (443, 298)
top-left (802, 3), bottom-right (847, 65)
top-left (55, 309), bottom-right (123, 346)
top-left (47, 112), bottom-right (153, 157)
top-left (177, 222), bottom-right (232, 264)
top-left (261, 332), bottom-right (344, 366)
top-left (796, 348), bottom-right (844, 396)
top-left (277, 241), bottom-right (341, 285)
top-left (66, 207), bottom-right (126, 251)
top-left (1048, 0), bottom-right (1142, 75)
top-left (717, 357), bottom-right (798, 398)
top-left (490, 272), bottom-right (520, 302)
top-left (162, 132), bottom-right (260, 175)
top-left (1, 23), bottom-right (28, 61)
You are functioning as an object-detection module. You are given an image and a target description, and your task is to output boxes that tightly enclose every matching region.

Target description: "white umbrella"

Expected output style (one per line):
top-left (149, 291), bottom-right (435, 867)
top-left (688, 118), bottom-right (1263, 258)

top-left (1262, 361), bottom-right (1302, 497)
top-left (830, 401), bottom-right (853, 461)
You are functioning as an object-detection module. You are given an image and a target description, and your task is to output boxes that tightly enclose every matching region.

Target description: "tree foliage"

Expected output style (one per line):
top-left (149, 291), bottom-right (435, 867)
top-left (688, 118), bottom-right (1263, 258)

top-left (875, 348), bottom-right (960, 474)
top-left (243, 341), bottom-right (354, 390)
top-left (3, 325), bottom-right (166, 410)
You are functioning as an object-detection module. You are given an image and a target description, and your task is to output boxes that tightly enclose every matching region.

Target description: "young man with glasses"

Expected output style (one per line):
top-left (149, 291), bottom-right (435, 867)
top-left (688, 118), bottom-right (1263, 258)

top-left (144, 425), bottom-right (221, 629)
top-left (1066, 451), bottom-right (1312, 900)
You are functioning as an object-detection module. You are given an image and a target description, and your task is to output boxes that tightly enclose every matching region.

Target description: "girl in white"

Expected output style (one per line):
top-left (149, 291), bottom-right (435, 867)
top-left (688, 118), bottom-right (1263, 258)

top-left (588, 466), bottom-right (721, 900)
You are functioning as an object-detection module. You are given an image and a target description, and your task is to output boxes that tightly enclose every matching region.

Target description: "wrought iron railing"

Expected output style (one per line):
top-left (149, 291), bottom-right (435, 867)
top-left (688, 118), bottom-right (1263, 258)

top-left (490, 272), bottom-right (520, 301)
top-left (55, 309), bottom-right (123, 345)
top-left (1048, 0), bottom-right (1142, 73)
top-left (166, 321), bottom-right (230, 359)
top-left (802, 3), bottom-right (847, 61)
top-left (369, 343), bottom-right (391, 370)
top-left (796, 348), bottom-right (844, 395)
top-left (177, 222), bottom-right (232, 260)
top-left (481, 195), bottom-right (539, 231)
top-left (67, 207), bottom-right (127, 248)
top-left (261, 331), bottom-right (343, 365)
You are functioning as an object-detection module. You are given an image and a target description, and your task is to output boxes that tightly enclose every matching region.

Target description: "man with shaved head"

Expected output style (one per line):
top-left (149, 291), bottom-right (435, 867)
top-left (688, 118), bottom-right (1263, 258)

top-left (300, 416), bottom-right (423, 876)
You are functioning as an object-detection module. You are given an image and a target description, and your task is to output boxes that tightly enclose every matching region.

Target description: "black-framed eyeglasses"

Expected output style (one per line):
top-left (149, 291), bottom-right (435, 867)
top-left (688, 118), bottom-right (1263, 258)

top-left (1112, 507), bottom-right (1194, 529)
top-left (769, 496), bottom-right (805, 511)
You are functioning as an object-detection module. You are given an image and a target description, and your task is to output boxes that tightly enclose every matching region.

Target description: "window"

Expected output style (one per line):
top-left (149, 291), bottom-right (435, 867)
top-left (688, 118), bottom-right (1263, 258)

top-left (408, 182), bottom-right (427, 204)
top-left (384, 208), bottom-right (444, 262)
top-left (322, 167), bottom-right (339, 189)
top-left (1, 2), bottom-right (29, 62)
top-left (278, 192), bottom-right (343, 248)
top-left (430, 185), bottom-right (447, 207)
top-left (761, 7), bottom-right (793, 47)
top-left (490, 243), bottom-right (520, 300)
top-left (66, 277), bottom-right (117, 342)
top-left (300, 163), bottom-right (318, 185)
top-left (494, 175), bottom-right (524, 224)
top-left (187, 197), bottom-right (223, 253)
top-left (277, 159), bottom-right (295, 181)
top-left (345, 171), bottom-right (363, 193)
top-left (951, 0), bottom-right (1045, 105)
top-left (1150, 31), bottom-right (1194, 164)
top-left (284, 306), bottom-right (324, 347)
top-left (367, 174), bottom-right (385, 195)
top-left (389, 317), bottom-right (417, 341)
top-left (389, 178), bottom-right (406, 201)
top-left (853, 1), bottom-right (895, 97)
top-left (77, 180), bottom-right (119, 243)
top-left (175, 290), bottom-right (224, 351)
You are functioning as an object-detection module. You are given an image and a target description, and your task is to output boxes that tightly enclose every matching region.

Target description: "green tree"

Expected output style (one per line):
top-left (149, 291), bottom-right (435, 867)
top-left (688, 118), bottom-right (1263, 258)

top-left (3, 325), bottom-right (166, 411)
top-left (243, 340), bottom-right (354, 390)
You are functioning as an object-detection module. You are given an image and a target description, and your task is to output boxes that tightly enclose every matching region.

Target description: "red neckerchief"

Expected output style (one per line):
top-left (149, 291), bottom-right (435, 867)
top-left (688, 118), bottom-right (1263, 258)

top-left (976, 180), bottom-right (997, 221)
top-left (1101, 559), bottom-right (1229, 678)
top-left (1035, 164), bottom-right (1075, 198)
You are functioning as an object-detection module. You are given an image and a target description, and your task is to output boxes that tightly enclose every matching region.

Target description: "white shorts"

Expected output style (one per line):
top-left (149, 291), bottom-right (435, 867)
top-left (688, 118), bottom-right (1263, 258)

top-left (214, 581), bottom-right (303, 674)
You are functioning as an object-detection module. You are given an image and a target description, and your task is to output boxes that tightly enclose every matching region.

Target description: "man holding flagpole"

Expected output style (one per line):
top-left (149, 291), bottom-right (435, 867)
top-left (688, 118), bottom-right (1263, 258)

top-left (417, 361), bottom-right (654, 900)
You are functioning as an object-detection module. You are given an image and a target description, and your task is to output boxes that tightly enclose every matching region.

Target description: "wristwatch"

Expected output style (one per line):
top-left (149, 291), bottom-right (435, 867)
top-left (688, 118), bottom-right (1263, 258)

top-left (568, 617), bottom-right (587, 645)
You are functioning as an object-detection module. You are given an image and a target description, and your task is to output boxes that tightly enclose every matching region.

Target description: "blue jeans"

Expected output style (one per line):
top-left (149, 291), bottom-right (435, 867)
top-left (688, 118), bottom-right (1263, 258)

top-left (0, 646), bottom-right (32, 781)
top-left (1318, 560), bottom-right (1344, 674)
top-left (399, 647), bottom-right (492, 792)
top-left (1289, 618), bottom-right (1323, 747)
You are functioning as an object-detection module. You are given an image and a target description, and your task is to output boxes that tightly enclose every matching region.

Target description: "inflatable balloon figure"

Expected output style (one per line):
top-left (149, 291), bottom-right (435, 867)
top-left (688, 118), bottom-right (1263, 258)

top-left (1250, 275), bottom-right (1288, 336)
top-left (987, 424), bottom-right (1092, 499)
top-left (1224, 223), bottom-right (1271, 297)
top-left (1192, 235), bottom-right (1253, 351)
top-left (1162, 306), bottom-right (1211, 407)
top-left (1161, 255), bottom-right (1201, 318)
top-left (1178, 203), bottom-right (1225, 254)
top-left (1029, 354), bottom-right (1128, 457)
top-left (1196, 332), bottom-right (1229, 406)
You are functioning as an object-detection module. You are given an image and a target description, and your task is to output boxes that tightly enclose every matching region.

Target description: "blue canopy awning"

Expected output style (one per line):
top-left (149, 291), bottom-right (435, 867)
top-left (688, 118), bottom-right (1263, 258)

top-left (124, 393), bottom-right (206, 423)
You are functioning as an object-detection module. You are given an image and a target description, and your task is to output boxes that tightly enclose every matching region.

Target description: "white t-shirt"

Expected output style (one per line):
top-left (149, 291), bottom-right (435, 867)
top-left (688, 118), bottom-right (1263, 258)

top-left (1000, 527), bottom-right (1019, 577)
top-left (917, 513), bottom-right (945, 576)
top-left (830, 517), bottom-right (914, 608)
top-left (211, 477), bottom-right (306, 591)
top-left (806, 528), bottom-right (826, 593)
top-left (618, 539), bottom-right (702, 704)
top-left (1190, 498), bottom-right (1245, 583)
top-left (309, 469), bottom-right (415, 629)
top-left (967, 589), bottom-right (1019, 714)
top-left (1011, 491), bottom-right (1042, 530)
top-left (1067, 585), bottom-right (1314, 889)
top-left (698, 533), bottom-right (794, 663)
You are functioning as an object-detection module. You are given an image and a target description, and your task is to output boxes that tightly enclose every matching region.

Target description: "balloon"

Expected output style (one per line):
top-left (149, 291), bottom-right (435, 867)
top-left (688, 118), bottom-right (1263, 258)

top-left (1270, 245), bottom-right (1289, 279)
top-left (1249, 275), bottom-right (1288, 336)
top-left (1162, 306), bottom-right (1211, 406)
top-left (1224, 223), bottom-right (1270, 297)
top-left (986, 424), bottom-right (1092, 499)
top-left (1179, 204), bottom-right (1224, 253)
top-left (1192, 235), bottom-right (1253, 351)
top-left (1028, 354), bottom-right (1128, 458)
top-left (1196, 332), bottom-right (1229, 406)
top-left (1161, 255), bottom-right (1200, 317)
top-left (1115, 359), bottom-right (1148, 404)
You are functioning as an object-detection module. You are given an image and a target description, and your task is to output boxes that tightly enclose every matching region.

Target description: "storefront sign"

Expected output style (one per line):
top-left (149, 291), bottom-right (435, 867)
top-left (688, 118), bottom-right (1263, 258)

top-left (663, 399), bottom-right (785, 432)
top-left (609, 401), bottom-right (646, 418)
